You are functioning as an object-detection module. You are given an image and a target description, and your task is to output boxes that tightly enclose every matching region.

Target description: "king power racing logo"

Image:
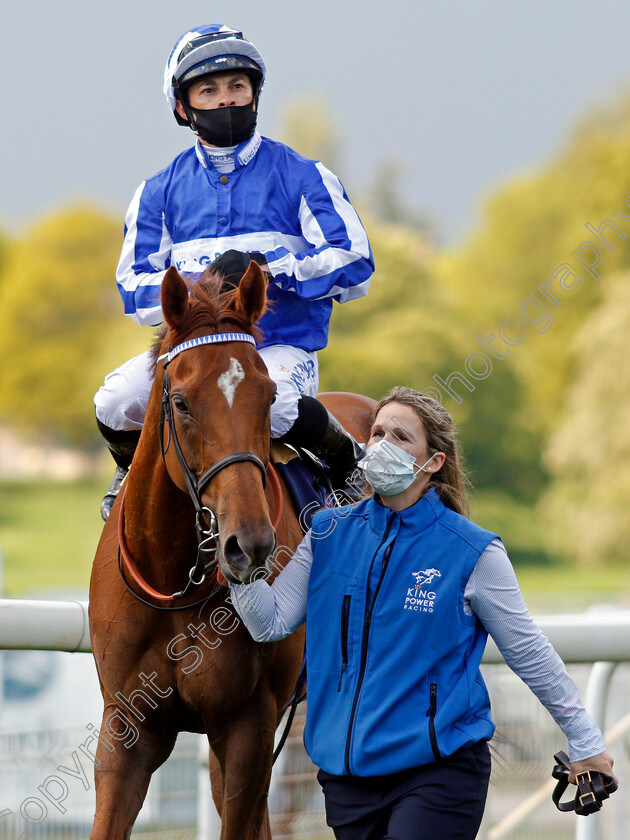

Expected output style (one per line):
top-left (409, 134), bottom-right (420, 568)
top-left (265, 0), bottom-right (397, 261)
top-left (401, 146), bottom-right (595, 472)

top-left (403, 568), bottom-right (442, 613)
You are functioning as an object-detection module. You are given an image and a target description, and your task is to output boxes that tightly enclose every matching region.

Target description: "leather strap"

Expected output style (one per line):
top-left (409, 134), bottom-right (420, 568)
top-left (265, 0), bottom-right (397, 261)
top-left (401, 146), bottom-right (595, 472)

top-left (552, 750), bottom-right (617, 816)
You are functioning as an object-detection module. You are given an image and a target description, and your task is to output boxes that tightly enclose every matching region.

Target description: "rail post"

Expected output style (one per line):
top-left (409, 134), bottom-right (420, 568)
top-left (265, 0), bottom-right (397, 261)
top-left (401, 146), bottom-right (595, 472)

top-left (575, 661), bottom-right (618, 840)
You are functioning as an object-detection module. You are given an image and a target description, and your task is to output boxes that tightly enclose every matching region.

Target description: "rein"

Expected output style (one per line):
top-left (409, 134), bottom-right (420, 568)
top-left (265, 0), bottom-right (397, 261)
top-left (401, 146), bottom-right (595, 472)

top-left (117, 331), bottom-right (284, 607)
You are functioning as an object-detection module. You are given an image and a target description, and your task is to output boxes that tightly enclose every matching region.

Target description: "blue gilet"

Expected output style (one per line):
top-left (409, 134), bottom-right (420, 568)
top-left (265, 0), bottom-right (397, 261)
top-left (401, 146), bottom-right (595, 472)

top-left (304, 487), bottom-right (499, 776)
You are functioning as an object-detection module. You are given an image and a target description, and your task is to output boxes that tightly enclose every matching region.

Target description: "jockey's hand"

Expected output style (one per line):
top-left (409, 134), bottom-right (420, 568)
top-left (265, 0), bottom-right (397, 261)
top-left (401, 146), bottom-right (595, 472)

top-left (208, 250), bottom-right (269, 293)
top-left (569, 750), bottom-right (616, 785)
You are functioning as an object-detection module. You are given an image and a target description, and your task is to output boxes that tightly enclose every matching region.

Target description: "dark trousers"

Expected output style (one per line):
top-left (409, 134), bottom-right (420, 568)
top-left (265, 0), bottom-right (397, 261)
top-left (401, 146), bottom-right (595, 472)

top-left (317, 741), bottom-right (491, 840)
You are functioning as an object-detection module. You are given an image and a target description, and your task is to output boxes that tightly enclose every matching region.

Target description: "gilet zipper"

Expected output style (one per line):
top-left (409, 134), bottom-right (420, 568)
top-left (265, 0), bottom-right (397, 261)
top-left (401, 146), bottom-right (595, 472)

top-left (426, 682), bottom-right (442, 760)
top-left (337, 594), bottom-right (352, 692)
top-left (344, 519), bottom-right (395, 774)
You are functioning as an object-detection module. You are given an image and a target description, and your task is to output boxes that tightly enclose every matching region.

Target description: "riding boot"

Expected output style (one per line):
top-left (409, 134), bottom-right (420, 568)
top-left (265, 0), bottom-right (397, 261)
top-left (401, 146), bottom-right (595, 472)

top-left (96, 417), bottom-right (141, 521)
top-left (278, 396), bottom-right (367, 496)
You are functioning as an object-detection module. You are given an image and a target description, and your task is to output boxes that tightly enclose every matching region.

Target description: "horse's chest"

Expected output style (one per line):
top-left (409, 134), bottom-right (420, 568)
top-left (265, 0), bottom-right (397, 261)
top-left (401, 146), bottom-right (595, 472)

top-left (170, 620), bottom-right (269, 709)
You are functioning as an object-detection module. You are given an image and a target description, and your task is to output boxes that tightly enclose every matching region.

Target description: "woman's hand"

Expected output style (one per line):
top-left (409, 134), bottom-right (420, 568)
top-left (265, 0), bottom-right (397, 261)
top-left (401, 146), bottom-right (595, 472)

top-left (569, 750), bottom-right (616, 784)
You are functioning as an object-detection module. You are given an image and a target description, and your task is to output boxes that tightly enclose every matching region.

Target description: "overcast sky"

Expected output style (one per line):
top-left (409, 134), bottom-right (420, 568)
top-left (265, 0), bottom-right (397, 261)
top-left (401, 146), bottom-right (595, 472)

top-left (3, 0), bottom-right (630, 244)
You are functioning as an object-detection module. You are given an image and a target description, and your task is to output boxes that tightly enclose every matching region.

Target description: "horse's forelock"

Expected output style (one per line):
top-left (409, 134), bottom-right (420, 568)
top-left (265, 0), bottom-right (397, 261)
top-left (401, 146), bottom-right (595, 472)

top-left (149, 275), bottom-right (262, 374)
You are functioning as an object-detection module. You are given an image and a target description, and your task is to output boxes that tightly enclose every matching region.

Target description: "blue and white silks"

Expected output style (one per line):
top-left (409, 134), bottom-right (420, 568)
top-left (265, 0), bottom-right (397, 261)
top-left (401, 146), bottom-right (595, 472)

top-left (116, 132), bottom-right (374, 351)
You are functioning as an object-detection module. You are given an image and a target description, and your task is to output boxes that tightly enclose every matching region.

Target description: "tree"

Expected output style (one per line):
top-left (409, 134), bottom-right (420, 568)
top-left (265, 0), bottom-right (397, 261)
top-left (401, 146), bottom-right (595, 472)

top-left (0, 205), bottom-right (147, 446)
top-left (436, 91), bottom-right (630, 437)
top-left (318, 218), bottom-right (459, 398)
top-left (541, 271), bottom-right (630, 565)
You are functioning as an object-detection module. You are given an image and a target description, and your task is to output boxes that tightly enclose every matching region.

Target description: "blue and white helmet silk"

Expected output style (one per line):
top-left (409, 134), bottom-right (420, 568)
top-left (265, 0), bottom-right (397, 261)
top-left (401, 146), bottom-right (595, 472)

top-left (163, 24), bottom-right (266, 119)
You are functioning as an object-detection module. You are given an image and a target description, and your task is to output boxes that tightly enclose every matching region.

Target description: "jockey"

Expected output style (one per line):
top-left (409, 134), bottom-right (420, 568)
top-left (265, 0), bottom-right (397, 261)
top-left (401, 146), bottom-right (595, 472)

top-left (94, 24), bottom-right (374, 520)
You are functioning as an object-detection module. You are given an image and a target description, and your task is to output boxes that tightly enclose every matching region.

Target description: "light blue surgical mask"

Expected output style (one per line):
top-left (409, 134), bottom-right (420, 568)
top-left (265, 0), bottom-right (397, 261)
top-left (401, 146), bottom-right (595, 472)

top-left (358, 440), bottom-right (437, 496)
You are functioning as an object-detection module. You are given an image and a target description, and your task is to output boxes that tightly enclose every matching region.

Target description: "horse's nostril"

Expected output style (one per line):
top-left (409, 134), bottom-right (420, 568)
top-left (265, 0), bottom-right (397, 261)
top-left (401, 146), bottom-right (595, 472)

top-left (222, 529), bottom-right (276, 576)
top-left (223, 534), bottom-right (248, 570)
top-left (257, 533), bottom-right (277, 568)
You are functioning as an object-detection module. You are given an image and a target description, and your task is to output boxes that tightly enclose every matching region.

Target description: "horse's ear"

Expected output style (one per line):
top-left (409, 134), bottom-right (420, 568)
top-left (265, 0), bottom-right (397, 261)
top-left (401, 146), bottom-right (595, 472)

top-left (162, 266), bottom-right (189, 330)
top-left (233, 261), bottom-right (267, 325)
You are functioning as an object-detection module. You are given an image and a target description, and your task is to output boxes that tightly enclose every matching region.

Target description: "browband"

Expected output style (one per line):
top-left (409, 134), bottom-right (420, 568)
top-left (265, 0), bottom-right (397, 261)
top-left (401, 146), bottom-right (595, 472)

top-left (160, 333), bottom-right (256, 366)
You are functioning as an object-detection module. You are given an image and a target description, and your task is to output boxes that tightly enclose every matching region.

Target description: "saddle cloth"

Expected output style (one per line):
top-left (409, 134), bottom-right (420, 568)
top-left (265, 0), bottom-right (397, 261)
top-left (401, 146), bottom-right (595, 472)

top-left (270, 443), bottom-right (333, 532)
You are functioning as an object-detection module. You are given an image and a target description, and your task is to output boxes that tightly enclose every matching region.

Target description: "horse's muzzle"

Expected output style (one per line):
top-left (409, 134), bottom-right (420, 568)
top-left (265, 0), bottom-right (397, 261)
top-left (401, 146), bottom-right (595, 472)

top-left (220, 525), bottom-right (277, 584)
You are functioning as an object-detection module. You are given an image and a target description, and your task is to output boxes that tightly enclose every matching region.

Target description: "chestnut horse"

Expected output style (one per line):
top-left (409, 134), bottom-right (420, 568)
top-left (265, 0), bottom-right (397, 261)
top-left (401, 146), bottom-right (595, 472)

top-left (89, 262), bottom-right (375, 839)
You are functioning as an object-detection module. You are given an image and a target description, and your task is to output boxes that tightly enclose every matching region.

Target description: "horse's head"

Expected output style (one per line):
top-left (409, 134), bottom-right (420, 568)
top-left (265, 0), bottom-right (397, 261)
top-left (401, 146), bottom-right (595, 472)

top-left (158, 262), bottom-right (276, 583)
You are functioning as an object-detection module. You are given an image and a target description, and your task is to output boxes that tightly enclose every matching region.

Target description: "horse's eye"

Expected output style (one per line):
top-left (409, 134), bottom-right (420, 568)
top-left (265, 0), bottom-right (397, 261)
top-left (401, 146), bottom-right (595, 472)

top-left (271, 387), bottom-right (277, 405)
top-left (172, 395), bottom-right (190, 415)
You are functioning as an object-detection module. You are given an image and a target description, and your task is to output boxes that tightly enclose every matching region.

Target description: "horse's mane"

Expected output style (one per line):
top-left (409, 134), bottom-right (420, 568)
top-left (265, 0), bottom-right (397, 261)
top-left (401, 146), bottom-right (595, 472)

top-left (150, 272), bottom-right (264, 373)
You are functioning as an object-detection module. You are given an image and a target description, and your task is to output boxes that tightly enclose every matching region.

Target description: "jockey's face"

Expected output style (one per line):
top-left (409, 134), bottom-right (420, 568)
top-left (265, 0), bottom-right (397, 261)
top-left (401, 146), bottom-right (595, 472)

top-left (176, 72), bottom-right (255, 118)
top-left (369, 402), bottom-right (431, 464)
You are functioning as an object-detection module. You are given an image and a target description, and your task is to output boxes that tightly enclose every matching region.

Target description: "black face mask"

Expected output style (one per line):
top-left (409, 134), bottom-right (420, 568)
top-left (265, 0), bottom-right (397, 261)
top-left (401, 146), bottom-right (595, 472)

top-left (188, 101), bottom-right (258, 147)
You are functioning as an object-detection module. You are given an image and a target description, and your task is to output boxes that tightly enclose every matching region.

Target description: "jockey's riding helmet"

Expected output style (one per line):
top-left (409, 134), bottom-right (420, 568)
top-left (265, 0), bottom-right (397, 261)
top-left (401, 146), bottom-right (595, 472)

top-left (164, 24), bottom-right (266, 126)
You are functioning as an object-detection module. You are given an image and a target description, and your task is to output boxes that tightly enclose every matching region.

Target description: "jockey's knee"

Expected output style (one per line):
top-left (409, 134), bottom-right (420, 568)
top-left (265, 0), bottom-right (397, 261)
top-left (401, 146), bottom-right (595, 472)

top-left (94, 351), bottom-right (154, 432)
top-left (94, 391), bottom-right (148, 431)
top-left (269, 384), bottom-right (301, 439)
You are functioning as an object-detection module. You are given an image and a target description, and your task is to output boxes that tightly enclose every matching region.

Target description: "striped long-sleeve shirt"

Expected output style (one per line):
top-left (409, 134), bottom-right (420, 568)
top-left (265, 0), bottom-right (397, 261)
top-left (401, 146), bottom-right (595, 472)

top-left (116, 132), bottom-right (374, 350)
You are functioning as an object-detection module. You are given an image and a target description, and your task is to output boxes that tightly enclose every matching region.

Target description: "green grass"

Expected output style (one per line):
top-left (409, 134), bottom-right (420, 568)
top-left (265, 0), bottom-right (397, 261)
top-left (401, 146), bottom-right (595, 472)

top-left (512, 561), bottom-right (630, 612)
top-left (0, 476), bottom-right (105, 596)
top-left (0, 479), bottom-right (628, 610)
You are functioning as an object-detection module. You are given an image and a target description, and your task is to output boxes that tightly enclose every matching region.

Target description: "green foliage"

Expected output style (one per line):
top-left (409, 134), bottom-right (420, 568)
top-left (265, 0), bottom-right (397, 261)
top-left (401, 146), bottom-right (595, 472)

top-left (319, 221), bottom-right (465, 399)
top-left (541, 271), bottom-right (630, 565)
top-left (436, 94), bottom-right (630, 439)
top-left (424, 91), bottom-right (630, 515)
top-left (470, 490), bottom-right (553, 566)
top-left (319, 217), bottom-right (547, 500)
top-left (431, 90), bottom-right (630, 561)
top-left (0, 205), bottom-right (147, 446)
top-left (454, 365), bottom-right (549, 501)
top-left (0, 227), bottom-right (9, 280)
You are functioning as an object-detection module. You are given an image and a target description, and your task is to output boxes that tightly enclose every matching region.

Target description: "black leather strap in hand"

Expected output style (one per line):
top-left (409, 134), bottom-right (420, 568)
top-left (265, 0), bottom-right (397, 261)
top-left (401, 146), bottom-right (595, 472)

top-left (552, 751), bottom-right (618, 816)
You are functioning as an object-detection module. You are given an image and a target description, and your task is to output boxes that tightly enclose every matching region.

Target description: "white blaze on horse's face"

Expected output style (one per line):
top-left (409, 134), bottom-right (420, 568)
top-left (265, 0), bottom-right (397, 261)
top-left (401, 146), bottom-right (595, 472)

top-left (218, 357), bottom-right (245, 408)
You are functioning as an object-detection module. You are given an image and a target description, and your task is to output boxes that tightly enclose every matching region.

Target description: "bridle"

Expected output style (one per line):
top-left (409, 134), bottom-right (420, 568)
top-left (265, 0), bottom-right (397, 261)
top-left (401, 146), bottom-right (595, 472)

top-left (118, 332), bottom-right (283, 605)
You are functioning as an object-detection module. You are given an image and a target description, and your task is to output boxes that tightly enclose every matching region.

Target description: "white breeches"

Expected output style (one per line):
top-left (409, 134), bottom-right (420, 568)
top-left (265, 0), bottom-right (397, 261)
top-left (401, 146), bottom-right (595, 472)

top-left (94, 344), bottom-right (319, 439)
